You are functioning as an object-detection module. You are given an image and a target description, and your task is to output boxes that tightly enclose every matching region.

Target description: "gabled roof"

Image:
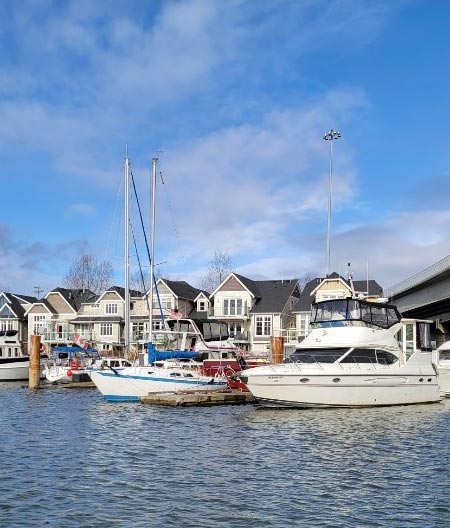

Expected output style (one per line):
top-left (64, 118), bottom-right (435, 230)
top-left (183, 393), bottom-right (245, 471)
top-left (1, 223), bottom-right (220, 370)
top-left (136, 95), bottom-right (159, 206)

top-left (159, 279), bottom-right (204, 301)
top-left (353, 280), bottom-right (383, 297)
top-left (210, 272), bottom-right (261, 299)
top-left (296, 278), bottom-right (324, 311)
top-left (46, 288), bottom-right (98, 311)
top-left (250, 279), bottom-right (299, 314)
top-left (2, 292), bottom-right (38, 319)
top-left (101, 286), bottom-right (143, 301)
top-left (193, 291), bottom-right (210, 302)
top-left (24, 300), bottom-right (56, 316)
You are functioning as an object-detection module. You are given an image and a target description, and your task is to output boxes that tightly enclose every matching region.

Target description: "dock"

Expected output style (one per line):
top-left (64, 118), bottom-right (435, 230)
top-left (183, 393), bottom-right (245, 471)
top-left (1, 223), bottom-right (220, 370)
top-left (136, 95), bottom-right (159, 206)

top-left (140, 389), bottom-right (256, 407)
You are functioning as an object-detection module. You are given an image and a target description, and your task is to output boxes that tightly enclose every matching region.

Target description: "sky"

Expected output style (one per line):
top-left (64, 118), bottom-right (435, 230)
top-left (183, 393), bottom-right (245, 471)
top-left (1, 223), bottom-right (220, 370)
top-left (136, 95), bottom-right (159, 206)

top-left (1, 0), bottom-right (450, 296)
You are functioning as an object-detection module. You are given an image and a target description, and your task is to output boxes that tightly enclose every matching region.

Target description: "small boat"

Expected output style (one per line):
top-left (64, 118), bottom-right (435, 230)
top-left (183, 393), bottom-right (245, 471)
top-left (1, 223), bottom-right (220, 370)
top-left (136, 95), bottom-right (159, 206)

top-left (436, 341), bottom-right (450, 397)
top-left (44, 345), bottom-right (101, 384)
top-left (0, 330), bottom-right (47, 381)
top-left (238, 297), bottom-right (441, 408)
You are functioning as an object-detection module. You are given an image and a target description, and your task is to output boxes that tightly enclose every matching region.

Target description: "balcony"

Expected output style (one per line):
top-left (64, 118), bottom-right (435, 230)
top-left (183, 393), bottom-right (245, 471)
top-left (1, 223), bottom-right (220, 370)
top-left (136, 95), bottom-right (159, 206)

top-left (40, 330), bottom-right (96, 344)
top-left (208, 307), bottom-right (250, 319)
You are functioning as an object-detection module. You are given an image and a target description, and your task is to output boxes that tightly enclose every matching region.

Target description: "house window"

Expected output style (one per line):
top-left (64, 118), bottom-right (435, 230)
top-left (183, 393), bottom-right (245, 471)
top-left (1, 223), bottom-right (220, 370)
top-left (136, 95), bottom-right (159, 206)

top-left (155, 299), bottom-right (172, 310)
top-left (223, 298), bottom-right (243, 316)
top-left (105, 303), bottom-right (118, 314)
top-left (199, 301), bottom-right (206, 311)
top-left (255, 316), bottom-right (271, 336)
top-left (0, 319), bottom-right (13, 331)
top-left (229, 323), bottom-right (242, 338)
top-left (133, 322), bottom-right (144, 340)
top-left (100, 323), bottom-right (113, 336)
top-left (33, 315), bottom-right (46, 335)
top-left (299, 314), bottom-right (309, 336)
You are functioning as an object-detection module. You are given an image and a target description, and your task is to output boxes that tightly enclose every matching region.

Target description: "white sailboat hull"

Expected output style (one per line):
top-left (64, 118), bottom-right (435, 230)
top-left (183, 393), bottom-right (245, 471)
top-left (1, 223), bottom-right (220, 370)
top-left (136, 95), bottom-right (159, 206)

top-left (241, 363), bottom-right (441, 408)
top-left (90, 367), bottom-right (228, 402)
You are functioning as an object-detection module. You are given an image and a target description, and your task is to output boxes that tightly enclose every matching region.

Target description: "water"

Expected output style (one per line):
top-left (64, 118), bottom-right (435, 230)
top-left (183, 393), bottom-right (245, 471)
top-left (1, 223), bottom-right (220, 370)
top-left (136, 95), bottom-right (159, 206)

top-left (1, 383), bottom-right (450, 527)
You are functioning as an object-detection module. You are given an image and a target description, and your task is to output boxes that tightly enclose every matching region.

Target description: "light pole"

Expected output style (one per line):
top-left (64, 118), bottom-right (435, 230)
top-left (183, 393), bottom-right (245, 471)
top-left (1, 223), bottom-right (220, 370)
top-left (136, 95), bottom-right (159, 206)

top-left (323, 129), bottom-right (341, 277)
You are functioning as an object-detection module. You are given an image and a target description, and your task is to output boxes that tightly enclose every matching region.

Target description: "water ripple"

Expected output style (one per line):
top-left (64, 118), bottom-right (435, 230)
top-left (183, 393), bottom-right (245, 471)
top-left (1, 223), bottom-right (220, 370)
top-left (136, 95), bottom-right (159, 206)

top-left (1, 383), bottom-right (450, 526)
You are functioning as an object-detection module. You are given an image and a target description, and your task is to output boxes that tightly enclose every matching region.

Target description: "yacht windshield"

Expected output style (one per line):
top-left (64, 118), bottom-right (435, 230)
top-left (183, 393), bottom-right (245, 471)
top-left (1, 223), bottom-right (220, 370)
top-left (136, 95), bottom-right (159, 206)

top-left (311, 299), bottom-right (401, 329)
top-left (339, 348), bottom-right (398, 365)
top-left (284, 348), bottom-right (349, 363)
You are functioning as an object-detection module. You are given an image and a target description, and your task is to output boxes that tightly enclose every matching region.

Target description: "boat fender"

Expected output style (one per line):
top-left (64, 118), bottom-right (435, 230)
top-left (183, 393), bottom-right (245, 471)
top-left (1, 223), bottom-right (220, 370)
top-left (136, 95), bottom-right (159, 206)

top-left (67, 369), bottom-right (73, 378)
top-left (40, 343), bottom-right (47, 354)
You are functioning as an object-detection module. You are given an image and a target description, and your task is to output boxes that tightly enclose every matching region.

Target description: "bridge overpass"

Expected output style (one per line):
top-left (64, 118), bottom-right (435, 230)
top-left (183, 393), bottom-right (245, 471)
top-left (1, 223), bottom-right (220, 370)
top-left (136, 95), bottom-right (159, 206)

top-left (384, 254), bottom-right (450, 345)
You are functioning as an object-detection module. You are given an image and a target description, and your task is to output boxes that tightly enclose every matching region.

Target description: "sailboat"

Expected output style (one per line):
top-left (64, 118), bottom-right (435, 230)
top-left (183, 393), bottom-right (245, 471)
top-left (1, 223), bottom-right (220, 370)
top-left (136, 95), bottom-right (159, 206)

top-left (90, 155), bottom-right (228, 402)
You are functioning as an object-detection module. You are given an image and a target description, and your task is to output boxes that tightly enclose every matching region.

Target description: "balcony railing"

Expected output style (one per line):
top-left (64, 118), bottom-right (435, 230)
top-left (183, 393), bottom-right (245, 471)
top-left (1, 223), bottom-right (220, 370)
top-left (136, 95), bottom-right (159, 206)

top-left (208, 307), bottom-right (250, 319)
top-left (40, 330), bottom-right (96, 343)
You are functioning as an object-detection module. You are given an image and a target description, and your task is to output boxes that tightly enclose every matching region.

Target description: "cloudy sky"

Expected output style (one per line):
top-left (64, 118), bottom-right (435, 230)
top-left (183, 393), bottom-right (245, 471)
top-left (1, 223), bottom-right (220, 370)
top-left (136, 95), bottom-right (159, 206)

top-left (1, 0), bottom-right (449, 296)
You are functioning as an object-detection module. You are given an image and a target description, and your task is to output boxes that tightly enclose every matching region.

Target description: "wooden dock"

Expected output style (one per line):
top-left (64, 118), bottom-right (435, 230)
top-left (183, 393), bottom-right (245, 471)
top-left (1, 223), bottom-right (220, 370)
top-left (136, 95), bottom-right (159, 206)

top-left (140, 389), bottom-right (256, 407)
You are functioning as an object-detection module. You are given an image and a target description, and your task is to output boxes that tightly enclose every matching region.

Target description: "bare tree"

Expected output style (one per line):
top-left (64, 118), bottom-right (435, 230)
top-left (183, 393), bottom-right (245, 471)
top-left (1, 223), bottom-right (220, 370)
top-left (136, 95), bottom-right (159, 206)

top-left (129, 266), bottom-right (164, 293)
top-left (199, 250), bottom-right (233, 293)
top-left (299, 272), bottom-right (318, 290)
top-left (63, 254), bottom-right (114, 294)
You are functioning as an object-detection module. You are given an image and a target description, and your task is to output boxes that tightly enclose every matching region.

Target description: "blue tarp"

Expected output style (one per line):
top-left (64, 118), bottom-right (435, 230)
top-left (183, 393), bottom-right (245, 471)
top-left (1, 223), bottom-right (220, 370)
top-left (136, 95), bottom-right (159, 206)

top-left (146, 342), bottom-right (198, 365)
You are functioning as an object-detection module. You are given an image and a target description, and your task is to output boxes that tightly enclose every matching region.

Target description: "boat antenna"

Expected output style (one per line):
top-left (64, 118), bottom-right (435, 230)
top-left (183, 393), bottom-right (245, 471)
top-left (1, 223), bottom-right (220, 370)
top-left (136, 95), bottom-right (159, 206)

top-left (346, 262), bottom-right (355, 297)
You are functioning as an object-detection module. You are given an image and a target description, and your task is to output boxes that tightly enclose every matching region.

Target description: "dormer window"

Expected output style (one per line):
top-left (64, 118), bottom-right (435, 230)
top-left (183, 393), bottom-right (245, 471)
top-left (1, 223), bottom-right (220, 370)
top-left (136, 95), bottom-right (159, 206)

top-left (199, 301), bottom-right (206, 311)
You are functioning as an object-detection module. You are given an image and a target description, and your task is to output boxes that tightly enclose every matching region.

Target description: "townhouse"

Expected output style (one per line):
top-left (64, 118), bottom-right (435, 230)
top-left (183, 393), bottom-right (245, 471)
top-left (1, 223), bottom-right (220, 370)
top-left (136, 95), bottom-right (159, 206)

top-left (1, 271), bottom-right (384, 357)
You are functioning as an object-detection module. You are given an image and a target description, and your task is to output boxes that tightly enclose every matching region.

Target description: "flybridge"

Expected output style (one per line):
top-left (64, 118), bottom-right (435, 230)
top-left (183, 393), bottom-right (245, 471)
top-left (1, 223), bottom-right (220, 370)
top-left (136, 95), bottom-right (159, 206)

top-left (310, 298), bottom-right (402, 329)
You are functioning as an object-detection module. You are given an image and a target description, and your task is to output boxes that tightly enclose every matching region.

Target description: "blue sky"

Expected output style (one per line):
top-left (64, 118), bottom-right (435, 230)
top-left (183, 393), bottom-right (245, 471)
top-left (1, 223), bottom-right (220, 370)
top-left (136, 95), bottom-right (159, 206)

top-left (1, 0), bottom-right (449, 296)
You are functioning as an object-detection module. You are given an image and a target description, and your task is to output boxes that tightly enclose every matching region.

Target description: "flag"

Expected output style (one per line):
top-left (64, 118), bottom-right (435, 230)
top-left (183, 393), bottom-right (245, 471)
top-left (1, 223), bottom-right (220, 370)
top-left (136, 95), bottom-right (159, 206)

top-left (73, 332), bottom-right (89, 349)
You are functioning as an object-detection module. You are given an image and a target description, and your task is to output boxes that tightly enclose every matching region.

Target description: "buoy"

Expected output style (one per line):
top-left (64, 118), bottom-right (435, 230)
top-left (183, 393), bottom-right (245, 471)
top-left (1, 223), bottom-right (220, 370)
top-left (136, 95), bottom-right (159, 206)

top-left (67, 369), bottom-right (73, 377)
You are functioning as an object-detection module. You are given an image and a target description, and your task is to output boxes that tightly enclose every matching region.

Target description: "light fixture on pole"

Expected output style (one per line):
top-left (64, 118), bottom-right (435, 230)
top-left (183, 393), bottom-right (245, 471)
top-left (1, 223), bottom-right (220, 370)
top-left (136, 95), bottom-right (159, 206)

top-left (323, 129), bottom-right (341, 277)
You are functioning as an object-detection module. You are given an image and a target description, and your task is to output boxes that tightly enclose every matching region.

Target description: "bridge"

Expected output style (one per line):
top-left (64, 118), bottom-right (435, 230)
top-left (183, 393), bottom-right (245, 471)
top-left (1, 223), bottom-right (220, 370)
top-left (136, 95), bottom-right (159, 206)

top-left (384, 254), bottom-right (450, 345)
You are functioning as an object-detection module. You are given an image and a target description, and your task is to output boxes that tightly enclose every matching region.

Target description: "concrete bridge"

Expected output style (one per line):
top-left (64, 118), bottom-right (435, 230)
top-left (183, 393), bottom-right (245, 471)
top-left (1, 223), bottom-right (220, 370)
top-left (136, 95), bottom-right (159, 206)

top-left (384, 254), bottom-right (450, 345)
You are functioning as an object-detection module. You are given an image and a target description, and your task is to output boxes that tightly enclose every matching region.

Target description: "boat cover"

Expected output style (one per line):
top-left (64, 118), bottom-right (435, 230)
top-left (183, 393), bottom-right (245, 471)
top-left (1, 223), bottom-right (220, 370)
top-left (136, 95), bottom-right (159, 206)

top-left (146, 342), bottom-right (198, 365)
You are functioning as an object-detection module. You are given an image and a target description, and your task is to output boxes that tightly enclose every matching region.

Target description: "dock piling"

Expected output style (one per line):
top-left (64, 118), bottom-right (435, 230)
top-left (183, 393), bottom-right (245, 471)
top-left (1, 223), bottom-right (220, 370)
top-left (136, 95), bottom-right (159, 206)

top-left (29, 335), bottom-right (41, 389)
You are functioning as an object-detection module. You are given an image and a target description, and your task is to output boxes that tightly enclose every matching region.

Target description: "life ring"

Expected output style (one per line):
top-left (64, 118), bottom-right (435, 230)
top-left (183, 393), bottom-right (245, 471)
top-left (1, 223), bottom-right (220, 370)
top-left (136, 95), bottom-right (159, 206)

top-left (70, 360), bottom-right (80, 370)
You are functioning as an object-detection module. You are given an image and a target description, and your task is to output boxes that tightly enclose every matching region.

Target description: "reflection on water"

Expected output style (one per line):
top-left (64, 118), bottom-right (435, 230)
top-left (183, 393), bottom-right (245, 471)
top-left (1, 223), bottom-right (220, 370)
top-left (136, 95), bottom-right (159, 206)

top-left (1, 383), bottom-right (450, 527)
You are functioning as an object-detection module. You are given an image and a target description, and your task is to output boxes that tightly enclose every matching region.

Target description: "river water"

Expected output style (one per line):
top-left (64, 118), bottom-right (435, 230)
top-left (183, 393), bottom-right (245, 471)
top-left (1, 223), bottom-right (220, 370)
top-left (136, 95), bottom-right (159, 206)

top-left (1, 382), bottom-right (450, 527)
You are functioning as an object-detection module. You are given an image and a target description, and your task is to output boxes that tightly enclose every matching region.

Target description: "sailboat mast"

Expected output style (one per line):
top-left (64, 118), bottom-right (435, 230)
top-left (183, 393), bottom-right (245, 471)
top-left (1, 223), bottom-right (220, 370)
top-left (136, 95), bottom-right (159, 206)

top-left (124, 155), bottom-right (131, 356)
top-left (149, 157), bottom-right (158, 343)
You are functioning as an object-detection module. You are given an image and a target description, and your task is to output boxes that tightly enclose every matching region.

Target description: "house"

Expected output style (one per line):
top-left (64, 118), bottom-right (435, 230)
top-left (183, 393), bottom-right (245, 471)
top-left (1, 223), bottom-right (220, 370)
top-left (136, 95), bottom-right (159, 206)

top-left (27, 287), bottom-right (97, 347)
top-left (208, 273), bottom-right (300, 354)
top-left (148, 278), bottom-right (209, 324)
top-left (71, 286), bottom-right (142, 353)
top-left (0, 292), bottom-right (38, 347)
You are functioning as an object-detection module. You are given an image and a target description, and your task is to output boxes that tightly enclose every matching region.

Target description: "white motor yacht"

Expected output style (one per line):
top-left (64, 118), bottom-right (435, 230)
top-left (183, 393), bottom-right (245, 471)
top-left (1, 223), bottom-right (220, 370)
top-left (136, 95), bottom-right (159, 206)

top-left (238, 298), bottom-right (441, 408)
top-left (0, 330), bottom-right (46, 381)
top-left (436, 340), bottom-right (450, 397)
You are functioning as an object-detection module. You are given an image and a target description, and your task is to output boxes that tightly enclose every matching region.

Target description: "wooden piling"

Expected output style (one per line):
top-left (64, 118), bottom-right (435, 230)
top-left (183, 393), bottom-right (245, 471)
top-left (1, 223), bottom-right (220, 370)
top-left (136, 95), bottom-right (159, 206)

top-left (29, 335), bottom-right (41, 389)
top-left (270, 336), bottom-right (285, 364)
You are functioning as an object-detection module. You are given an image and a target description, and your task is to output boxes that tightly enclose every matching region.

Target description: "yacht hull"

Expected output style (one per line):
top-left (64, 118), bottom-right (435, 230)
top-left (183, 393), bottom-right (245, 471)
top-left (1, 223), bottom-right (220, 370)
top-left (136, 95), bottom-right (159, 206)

top-left (241, 368), bottom-right (441, 408)
top-left (0, 357), bottom-right (45, 382)
top-left (90, 367), bottom-right (228, 402)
